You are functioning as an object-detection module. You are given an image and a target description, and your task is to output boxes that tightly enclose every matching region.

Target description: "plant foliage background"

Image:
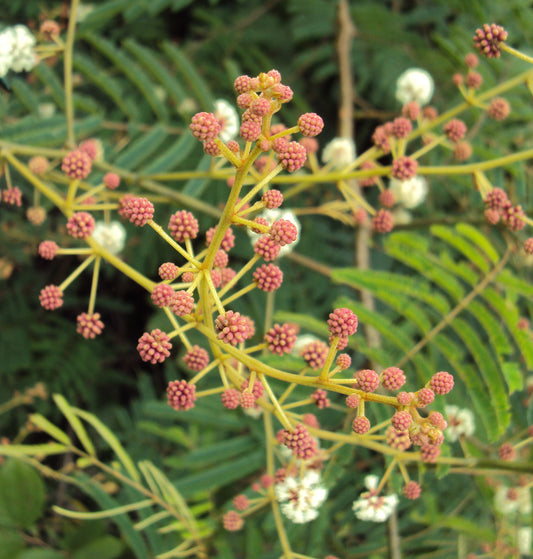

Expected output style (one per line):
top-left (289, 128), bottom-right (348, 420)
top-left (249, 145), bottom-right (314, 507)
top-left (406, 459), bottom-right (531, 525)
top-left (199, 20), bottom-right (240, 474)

top-left (1, 1), bottom-right (533, 558)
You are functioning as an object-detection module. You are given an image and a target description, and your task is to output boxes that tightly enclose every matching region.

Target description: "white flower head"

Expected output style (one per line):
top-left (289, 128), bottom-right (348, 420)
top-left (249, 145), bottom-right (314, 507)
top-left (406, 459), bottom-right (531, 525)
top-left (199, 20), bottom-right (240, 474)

top-left (0, 28), bottom-right (15, 78)
top-left (389, 176), bottom-right (428, 209)
top-left (444, 405), bottom-right (475, 442)
top-left (248, 208), bottom-right (301, 257)
top-left (494, 486), bottom-right (531, 516)
top-left (392, 208), bottom-right (412, 225)
top-left (396, 68), bottom-right (434, 106)
top-left (92, 221), bottom-right (126, 255)
top-left (8, 25), bottom-right (37, 73)
top-left (352, 475), bottom-right (399, 522)
top-left (518, 526), bottom-right (532, 554)
top-left (275, 470), bottom-right (328, 524)
top-left (214, 99), bottom-right (239, 142)
top-left (322, 137), bottom-right (356, 168)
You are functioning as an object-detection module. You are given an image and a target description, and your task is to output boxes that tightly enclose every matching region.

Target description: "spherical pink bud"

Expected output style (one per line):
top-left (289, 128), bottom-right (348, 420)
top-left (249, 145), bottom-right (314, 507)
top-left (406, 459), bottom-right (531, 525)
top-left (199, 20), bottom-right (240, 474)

top-left (391, 410), bottom-right (412, 432)
top-left (221, 388), bottom-right (240, 409)
top-left (311, 389), bottom-right (330, 409)
top-left (391, 156), bottom-right (418, 180)
top-left (158, 262), bottom-right (179, 281)
top-left (416, 387), bottom-right (435, 407)
top-left (168, 210), bottom-right (199, 243)
top-left (121, 196), bottom-right (154, 226)
top-left (190, 112), bottom-right (221, 141)
top-left (151, 284), bottom-right (175, 308)
top-left (346, 393), bottom-right (361, 409)
top-left (443, 119), bottom-right (467, 143)
top-left (264, 323), bottom-right (297, 355)
top-left (223, 511), bottom-right (243, 531)
top-left (297, 113), bottom-right (324, 137)
top-left (391, 117), bottom-right (412, 139)
top-left (269, 219), bottom-right (298, 246)
top-left (76, 312), bottom-right (104, 339)
top-left (354, 369), bottom-right (380, 393)
top-left (336, 353), bottom-right (351, 370)
top-left (277, 141), bottom-right (307, 172)
top-left (262, 189), bottom-right (283, 209)
top-left (352, 416), bottom-right (370, 434)
top-left (234, 75), bottom-right (251, 94)
top-left (403, 481), bottom-right (422, 500)
top-left (253, 263), bottom-right (283, 292)
top-left (327, 308), bottom-right (358, 337)
top-left (301, 340), bottom-right (329, 370)
top-left (137, 329), bottom-right (172, 364)
top-left (372, 209), bottom-right (394, 233)
top-left (182, 345), bottom-right (209, 371)
top-left (429, 371), bottom-right (454, 395)
top-left (66, 212), bottom-right (95, 240)
top-left (103, 172), bottom-right (120, 189)
top-left (215, 311), bottom-right (250, 346)
top-left (254, 235), bottom-right (281, 261)
top-left (38, 241), bottom-right (59, 260)
top-left (62, 149), bottom-right (92, 179)
top-left (381, 367), bottom-right (406, 391)
top-left (473, 23), bottom-right (508, 58)
top-left (39, 285), bottom-right (63, 310)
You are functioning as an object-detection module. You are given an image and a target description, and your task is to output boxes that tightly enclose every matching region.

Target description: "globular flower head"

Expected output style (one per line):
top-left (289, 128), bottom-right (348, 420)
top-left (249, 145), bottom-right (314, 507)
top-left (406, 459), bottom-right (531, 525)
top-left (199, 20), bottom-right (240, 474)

top-left (298, 113), bottom-right (324, 137)
top-left (354, 369), bottom-right (380, 393)
top-left (301, 340), bottom-right (329, 370)
top-left (311, 389), bottom-right (330, 409)
top-left (38, 240), bottom-right (59, 260)
top-left (264, 323), bottom-right (298, 355)
top-left (121, 196), bottom-right (154, 226)
top-left (473, 23), bottom-right (508, 58)
top-left (92, 221), bottom-right (126, 255)
top-left (249, 96), bottom-right (271, 117)
top-left (416, 387), bottom-right (435, 407)
top-left (403, 481), bottom-right (421, 500)
top-left (389, 176), bottom-right (428, 209)
top-left (397, 391), bottom-right (414, 405)
top-left (190, 112), bottom-right (221, 141)
top-left (103, 172), bottom-right (120, 189)
top-left (269, 219), bottom-right (298, 247)
top-left (253, 235), bottom-right (281, 261)
top-left (151, 283), bottom-right (175, 308)
top-left (262, 189), bottom-right (283, 209)
top-left (464, 52), bottom-right (479, 68)
top-left (221, 388), bottom-right (240, 409)
top-left (171, 290), bottom-right (195, 316)
top-left (137, 329), bottom-right (172, 364)
top-left (346, 393), bottom-right (361, 409)
top-left (454, 141), bottom-right (472, 162)
top-left (203, 139), bottom-right (221, 156)
top-left (28, 202), bottom-right (46, 225)
top-left (39, 285), bottom-right (63, 310)
top-left (372, 209), bottom-right (394, 233)
top-left (61, 149), bottom-right (92, 180)
top-left (234, 74), bottom-right (252, 94)
top-left (222, 510), bottom-right (243, 531)
top-left (443, 119), bottom-right (467, 142)
top-left (275, 470), bottom-right (328, 524)
top-left (76, 312), bottom-right (104, 339)
top-left (168, 210), bottom-right (199, 243)
top-left (167, 380), bottom-right (196, 412)
top-left (502, 202), bottom-right (526, 231)
top-left (428, 411), bottom-right (447, 430)
top-left (2, 186), bottom-right (22, 206)
top-left (396, 68), bottom-right (434, 106)
top-left (220, 267), bottom-right (236, 286)
top-left (465, 70), bottom-right (482, 89)
top-left (358, 161), bottom-right (378, 188)
top-left (352, 416), bottom-right (371, 434)
top-left (253, 263), bottom-right (283, 292)
top-left (484, 187), bottom-right (509, 210)
top-left (429, 371), bottom-right (454, 395)
top-left (420, 443), bottom-right (440, 463)
top-left (381, 367), bottom-right (406, 391)
top-left (215, 311), bottom-right (251, 346)
top-left (213, 250), bottom-right (229, 269)
top-left (327, 308), bottom-right (358, 338)
top-left (391, 410), bottom-right (412, 432)
top-left (372, 125), bottom-right (391, 153)
top-left (28, 156), bottom-right (49, 176)
top-left (385, 425), bottom-right (412, 451)
top-left (240, 120), bottom-right (262, 142)
top-left (239, 391), bottom-right (256, 409)
top-left (277, 141), bottom-right (307, 172)
top-left (158, 262), bottom-right (179, 281)
top-left (488, 97), bottom-right (511, 120)
top-left (66, 212), bottom-right (95, 240)
top-left (182, 345), bottom-right (209, 371)
top-left (300, 137), bottom-right (319, 155)
top-left (391, 117), bottom-right (412, 139)
top-left (233, 494), bottom-right (250, 512)
top-left (322, 137), bottom-right (356, 167)
top-left (391, 156), bottom-right (418, 181)
top-left (336, 353), bottom-right (351, 370)
top-left (281, 423), bottom-right (318, 459)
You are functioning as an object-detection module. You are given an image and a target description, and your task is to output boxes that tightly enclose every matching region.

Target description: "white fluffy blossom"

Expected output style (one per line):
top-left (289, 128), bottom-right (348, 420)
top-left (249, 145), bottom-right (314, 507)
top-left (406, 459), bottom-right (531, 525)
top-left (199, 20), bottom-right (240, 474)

top-left (0, 25), bottom-right (37, 77)
top-left (396, 68), bottom-right (434, 106)
top-left (518, 527), bottom-right (532, 554)
top-left (322, 137), bottom-right (356, 168)
top-left (275, 470), bottom-right (328, 524)
top-left (444, 405), bottom-right (475, 442)
top-left (352, 475), bottom-right (398, 522)
top-left (92, 221), bottom-right (126, 255)
top-left (248, 208), bottom-right (301, 257)
top-left (389, 176), bottom-right (428, 209)
top-left (291, 334), bottom-right (320, 356)
top-left (214, 99), bottom-right (239, 142)
top-left (494, 486), bottom-right (531, 516)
